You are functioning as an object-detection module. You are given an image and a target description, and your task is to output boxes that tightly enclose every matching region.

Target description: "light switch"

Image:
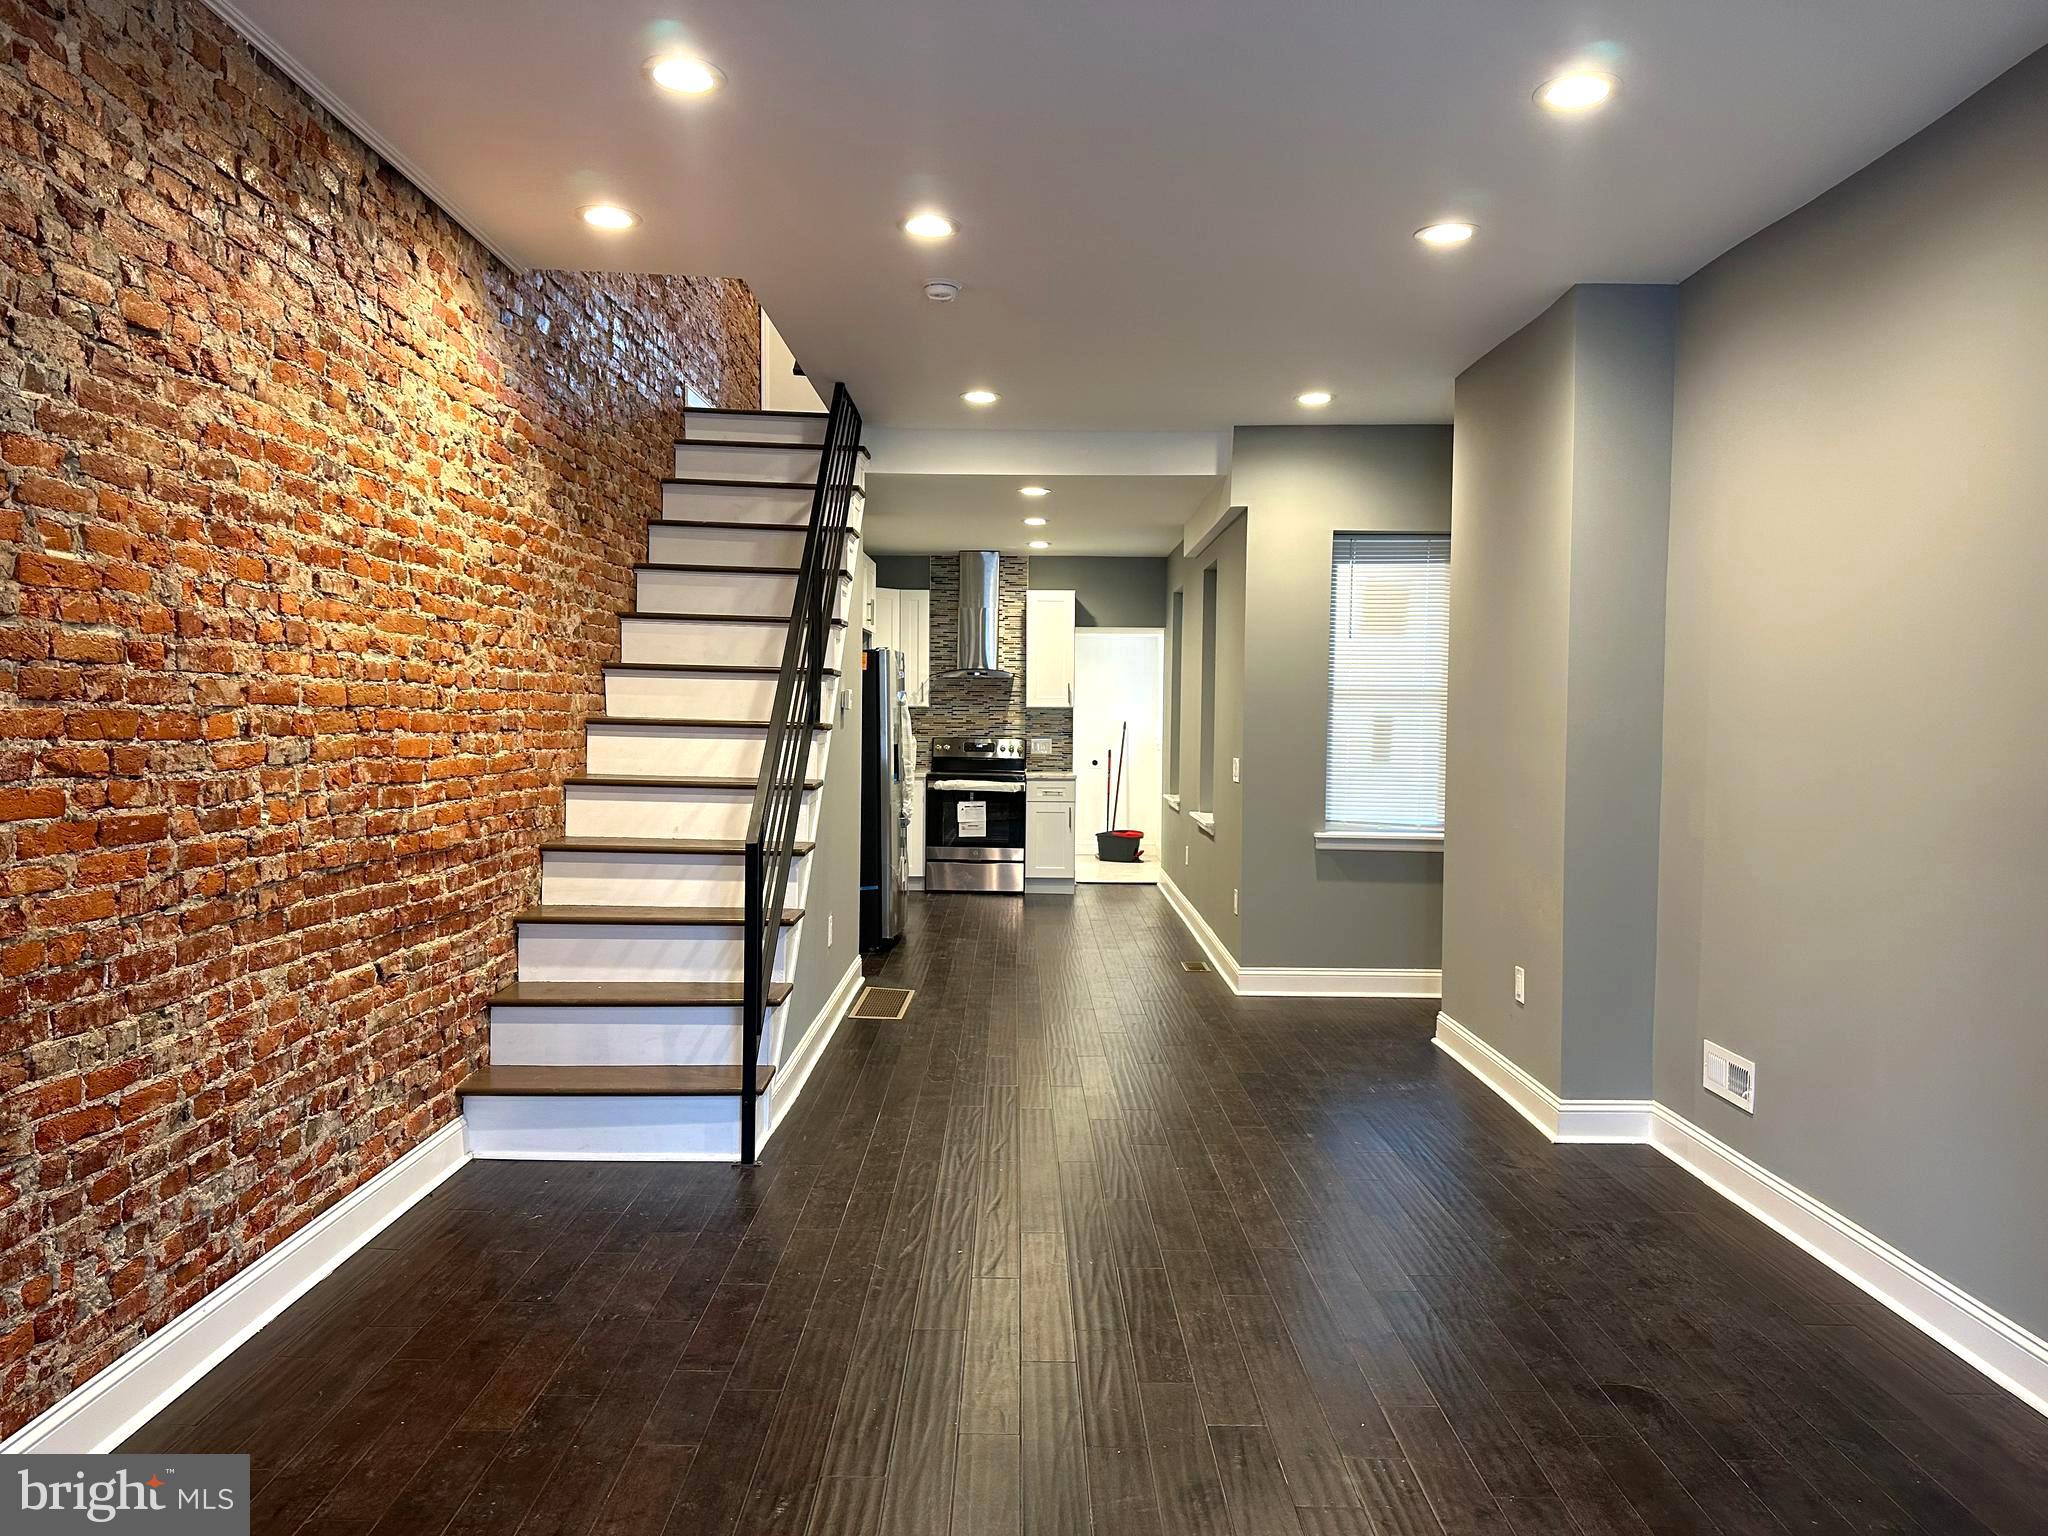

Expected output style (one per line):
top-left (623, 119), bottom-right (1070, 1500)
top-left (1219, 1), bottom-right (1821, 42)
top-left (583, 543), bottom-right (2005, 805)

top-left (1231, 756), bottom-right (1240, 783)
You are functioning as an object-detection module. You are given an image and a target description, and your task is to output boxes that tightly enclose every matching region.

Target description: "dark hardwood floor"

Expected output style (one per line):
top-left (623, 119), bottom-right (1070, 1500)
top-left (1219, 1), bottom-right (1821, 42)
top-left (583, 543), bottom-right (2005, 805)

top-left (127, 887), bottom-right (2048, 1535)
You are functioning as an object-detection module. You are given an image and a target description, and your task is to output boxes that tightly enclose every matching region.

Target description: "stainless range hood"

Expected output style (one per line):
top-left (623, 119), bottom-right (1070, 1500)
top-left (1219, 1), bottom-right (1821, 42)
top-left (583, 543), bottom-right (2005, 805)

top-left (946, 550), bottom-right (1012, 679)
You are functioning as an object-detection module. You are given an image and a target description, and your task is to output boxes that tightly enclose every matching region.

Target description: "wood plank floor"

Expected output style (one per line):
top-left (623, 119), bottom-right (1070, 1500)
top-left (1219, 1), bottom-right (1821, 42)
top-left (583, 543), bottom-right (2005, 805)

top-left (127, 887), bottom-right (2048, 1535)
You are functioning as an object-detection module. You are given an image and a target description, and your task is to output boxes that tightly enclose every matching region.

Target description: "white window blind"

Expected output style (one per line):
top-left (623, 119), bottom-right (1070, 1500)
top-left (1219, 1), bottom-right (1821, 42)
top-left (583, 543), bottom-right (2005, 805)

top-left (1326, 533), bottom-right (1449, 837)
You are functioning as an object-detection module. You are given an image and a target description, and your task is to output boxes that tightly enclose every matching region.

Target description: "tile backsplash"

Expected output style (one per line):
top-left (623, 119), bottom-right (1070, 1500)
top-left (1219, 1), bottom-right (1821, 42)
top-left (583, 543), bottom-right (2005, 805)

top-left (910, 555), bottom-right (1073, 772)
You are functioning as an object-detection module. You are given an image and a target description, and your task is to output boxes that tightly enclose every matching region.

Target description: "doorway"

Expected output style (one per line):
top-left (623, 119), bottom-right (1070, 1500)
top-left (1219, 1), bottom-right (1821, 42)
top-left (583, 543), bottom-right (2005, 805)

top-left (1072, 628), bottom-right (1164, 884)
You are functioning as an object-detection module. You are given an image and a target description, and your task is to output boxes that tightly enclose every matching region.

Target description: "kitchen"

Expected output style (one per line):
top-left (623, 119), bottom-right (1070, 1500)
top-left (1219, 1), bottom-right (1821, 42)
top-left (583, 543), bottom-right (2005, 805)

top-left (856, 543), bottom-right (1171, 942)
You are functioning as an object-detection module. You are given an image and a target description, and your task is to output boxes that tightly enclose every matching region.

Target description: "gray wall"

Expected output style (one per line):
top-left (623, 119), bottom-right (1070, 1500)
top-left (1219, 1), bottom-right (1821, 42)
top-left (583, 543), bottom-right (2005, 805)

top-left (1029, 556), bottom-right (1169, 628)
top-left (1443, 301), bottom-right (1577, 1088)
top-left (1655, 48), bottom-right (2048, 1331)
top-left (778, 554), bottom-right (868, 1068)
top-left (1160, 516), bottom-right (1245, 952)
top-left (876, 552), bottom-right (1170, 631)
top-left (1442, 287), bottom-right (1675, 1098)
top-left (1232, 425), bottom-right (1453, 972)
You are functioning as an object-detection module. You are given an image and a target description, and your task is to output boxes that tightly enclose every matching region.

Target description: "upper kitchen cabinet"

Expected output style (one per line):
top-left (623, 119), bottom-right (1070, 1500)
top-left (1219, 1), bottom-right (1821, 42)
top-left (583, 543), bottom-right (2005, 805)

top-left (870, 588), bottom-right (930, 706)
top-left (1025, 589), bottom-right (1076, 708)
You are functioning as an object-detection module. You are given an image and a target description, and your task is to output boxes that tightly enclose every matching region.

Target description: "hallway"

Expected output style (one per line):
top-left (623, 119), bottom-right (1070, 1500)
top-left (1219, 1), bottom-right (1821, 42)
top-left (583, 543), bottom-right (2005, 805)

top-left (126, 888), bottom-right (2048, 1535)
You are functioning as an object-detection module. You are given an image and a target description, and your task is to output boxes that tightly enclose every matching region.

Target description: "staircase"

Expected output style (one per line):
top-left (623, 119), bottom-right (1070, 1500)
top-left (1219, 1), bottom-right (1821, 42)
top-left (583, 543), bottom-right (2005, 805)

top-left (458, 388), bottom-right (867, 1161)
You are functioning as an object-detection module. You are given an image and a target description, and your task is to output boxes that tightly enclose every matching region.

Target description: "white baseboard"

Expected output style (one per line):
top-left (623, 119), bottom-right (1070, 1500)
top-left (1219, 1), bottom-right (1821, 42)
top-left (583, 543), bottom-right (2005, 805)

top-left (1238, 965), bottom-right (1441, 999)
top-left (1433, 1012), bottom-right (2048, 1420)
top-left (1156, 871), bottom-right (1441, 998)
top-left (1, 1118), bottom-right (471, 1455)
top-left (765, 957), bottom-right (863, 1144)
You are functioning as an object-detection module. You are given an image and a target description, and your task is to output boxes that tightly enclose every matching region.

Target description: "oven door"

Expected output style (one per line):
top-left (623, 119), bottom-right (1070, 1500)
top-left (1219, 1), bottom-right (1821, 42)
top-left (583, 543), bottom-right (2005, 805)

top-left (925, 779), bottom-right (1026, 891)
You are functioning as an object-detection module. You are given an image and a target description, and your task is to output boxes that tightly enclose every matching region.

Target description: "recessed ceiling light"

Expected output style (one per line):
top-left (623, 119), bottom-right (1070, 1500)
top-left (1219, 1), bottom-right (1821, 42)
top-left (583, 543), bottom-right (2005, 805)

top-left (1297, 390), bottom-right (1333, 407)
top-left (1019, 485), bottom-right (1050, 497)
top-left (1028, 540), bottom-right (1050, 550)
top-left (962, 389), bottom-right (999, 406)
top-left (1023, 516), bottom-right (1048, 527)
top-left (1537, 70), bottom-right (1616, 114)
top-left (650, 55), bottom-right (724, 95)
top-left (582, 203), bottom-right (638, 231)
top-left (1414, 221), bottom-right (1476, 248)
top-left (903, 211), bottom-right (956, 240)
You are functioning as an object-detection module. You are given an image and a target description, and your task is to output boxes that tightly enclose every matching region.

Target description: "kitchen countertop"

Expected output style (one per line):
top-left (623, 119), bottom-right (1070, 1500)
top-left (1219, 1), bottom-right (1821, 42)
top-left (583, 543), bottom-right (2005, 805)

top-left (1027, 770), bottom-right (1076, 780)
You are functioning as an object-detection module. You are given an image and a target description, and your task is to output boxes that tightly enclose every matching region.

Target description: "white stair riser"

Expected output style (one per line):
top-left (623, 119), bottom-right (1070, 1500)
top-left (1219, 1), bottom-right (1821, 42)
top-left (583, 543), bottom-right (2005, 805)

top-left (620, 617), bottom-right (848, 668)
top-left (673, 443), bottom-right (822, 483)
top-left (564, 784), bottom-right (817, 841)
top-left (585, 724), bottom-right (827, 780)
top-left (465, 1095), bottom-right (742, 1159)
top-left (661, 483), bottom-right (814, 525)
top-left (541, 849), bottom-right (809, 907)
top-left (638, 568), bottom-right (801, 616)
top-left (517, 923), bottom-right (792, 983)
top-left (605, 670), bottom-right (835, 719)
top-left (647, 524), bottom-right (810, 567)
top-left (684, 410), bottom-right (826, 446)
top-left (489, 1007), bottom-right (762, 1066)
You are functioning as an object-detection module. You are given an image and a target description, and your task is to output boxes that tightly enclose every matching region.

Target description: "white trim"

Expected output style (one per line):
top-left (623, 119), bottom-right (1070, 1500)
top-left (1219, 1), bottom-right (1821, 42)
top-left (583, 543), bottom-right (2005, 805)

top-left (1156, 873), bottom-right (1442, 999)
top-left (1238, 966), bottom-right (1442, 1000)
top-left (198, 1), bottom-right (526, 271)
top-left (1157, 867), bottom-right (1242, 990)
top-left (764, 958), bottom-right (864, 1142)
top-left (1163, 793), bottom-right (1181, 813)
top-left (1189, 810), bottom-right (1217, 836)
top-left (1314, 826), bottom-right (1444, 853)
top-left (1646, 1105), bottom-right (2048, 1420)
top-left (1, 1120), bottom-right (471, 1455)
top-left (1432, 1012), bottom-right (2048, 1420)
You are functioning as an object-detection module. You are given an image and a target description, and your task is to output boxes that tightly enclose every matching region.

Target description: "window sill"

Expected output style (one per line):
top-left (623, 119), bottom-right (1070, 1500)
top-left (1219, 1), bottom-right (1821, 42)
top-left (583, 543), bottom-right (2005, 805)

top-left (1315, 825), bottom-right (1443, 852)
top-left (1189, 810), bottom-right (1217, 838)
top-left (1163, 794), bottom-right (1181, 813)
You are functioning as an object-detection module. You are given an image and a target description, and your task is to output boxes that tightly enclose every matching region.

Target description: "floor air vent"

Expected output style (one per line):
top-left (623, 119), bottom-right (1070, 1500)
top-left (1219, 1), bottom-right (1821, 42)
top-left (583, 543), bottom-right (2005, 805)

top-left (1181, 960), bottom-right (1211, 973)
top-left (851, 987), bottom-right (915, 1020)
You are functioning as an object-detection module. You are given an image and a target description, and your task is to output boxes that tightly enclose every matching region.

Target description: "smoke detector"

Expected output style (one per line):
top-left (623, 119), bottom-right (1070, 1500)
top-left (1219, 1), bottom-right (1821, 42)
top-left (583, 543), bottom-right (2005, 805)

top-left (923, 280), bottom-right (961, 303)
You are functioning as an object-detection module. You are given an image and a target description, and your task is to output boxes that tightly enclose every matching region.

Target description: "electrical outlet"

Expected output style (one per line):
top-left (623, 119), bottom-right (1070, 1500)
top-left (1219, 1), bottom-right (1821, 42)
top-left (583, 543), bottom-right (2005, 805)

top-left (1231, 757), bottom-right (1240, 783)
top-left (1030, 737), bottom-right (1052, 754)
top-left (827, 914), bottom-right (834, 947)
top-left (1513, 966), bottom-right (1525, 1006)
top-left (1232, 887), bottom-right (1238, 914)
top-left (1704, 1040), bottom-right (1756, 1112)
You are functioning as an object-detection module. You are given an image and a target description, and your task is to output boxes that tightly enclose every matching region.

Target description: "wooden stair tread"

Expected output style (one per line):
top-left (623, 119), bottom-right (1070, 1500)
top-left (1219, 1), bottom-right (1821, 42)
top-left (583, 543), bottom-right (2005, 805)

top-left (624, 611), bottom-right (849, 626)
top-left (542, 836), bottom-right (814, 855)
top-left (683, 407), bottom-right (827, 420)
top-left (458, 1065), bottom-right (775, 1097)
top-left (490, 980), bottom-right (791, 1007)
top-left (605, 661), bottom-right (840, 677)
top-left (513, 904), bottom-right (801, 926)
top-left (585, 714), bottom-right (835, 730)
top-left (673, 438), bottom-right (870, 459)
top-left (635, 561), bottom-right (853, 578)
top-left (565, 773), bottom-right (823, 790)
top-left (663, 477), bottom-right (865, 494)
top-left (654, 518), bottom-right (858, 535)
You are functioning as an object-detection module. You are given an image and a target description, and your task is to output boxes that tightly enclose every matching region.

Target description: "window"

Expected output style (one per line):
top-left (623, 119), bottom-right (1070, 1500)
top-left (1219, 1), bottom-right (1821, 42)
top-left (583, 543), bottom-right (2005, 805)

top-left (1323, 533), bottom-right (1449, 846)
top-left (1197, 565), bottom-right (1218, 819)
top-left (1165, 589), bottom-right (1184, 801)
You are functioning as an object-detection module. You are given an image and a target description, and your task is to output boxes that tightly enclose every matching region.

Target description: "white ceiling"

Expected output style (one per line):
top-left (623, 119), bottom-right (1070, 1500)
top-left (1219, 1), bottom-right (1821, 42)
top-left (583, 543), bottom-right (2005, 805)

top-left (219, 0), bottom-right (2048, 429)
top-left (862, 475), bottom-right (1216, 556)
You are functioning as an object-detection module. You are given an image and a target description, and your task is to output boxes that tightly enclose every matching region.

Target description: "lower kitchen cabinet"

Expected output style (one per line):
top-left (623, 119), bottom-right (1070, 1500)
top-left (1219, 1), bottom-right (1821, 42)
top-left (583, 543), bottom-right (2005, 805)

top-left (1025, 778), bottom-right (1077, 883)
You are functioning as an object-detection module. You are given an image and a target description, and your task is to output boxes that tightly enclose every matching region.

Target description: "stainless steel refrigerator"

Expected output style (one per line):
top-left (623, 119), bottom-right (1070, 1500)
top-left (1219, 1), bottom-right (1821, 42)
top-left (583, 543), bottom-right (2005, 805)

top-left (860, 647), bottom-right (907, 948)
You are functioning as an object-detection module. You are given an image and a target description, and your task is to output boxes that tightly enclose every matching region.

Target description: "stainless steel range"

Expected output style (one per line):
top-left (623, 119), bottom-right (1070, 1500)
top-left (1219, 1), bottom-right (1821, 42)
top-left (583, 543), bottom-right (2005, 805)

top-left (924, 737), bottom-right (1027, 894)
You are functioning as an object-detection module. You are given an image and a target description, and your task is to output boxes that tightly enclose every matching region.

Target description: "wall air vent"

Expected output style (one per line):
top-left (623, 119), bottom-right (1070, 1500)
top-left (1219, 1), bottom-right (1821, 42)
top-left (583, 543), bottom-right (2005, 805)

top-left (1704, 1040), bottom-right (1757, 1113)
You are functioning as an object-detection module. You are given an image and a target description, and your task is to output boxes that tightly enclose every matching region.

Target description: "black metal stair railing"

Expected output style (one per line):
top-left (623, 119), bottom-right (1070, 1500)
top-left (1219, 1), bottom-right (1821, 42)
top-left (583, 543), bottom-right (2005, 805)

top-left (740, 382), bottom-right (861, 1164)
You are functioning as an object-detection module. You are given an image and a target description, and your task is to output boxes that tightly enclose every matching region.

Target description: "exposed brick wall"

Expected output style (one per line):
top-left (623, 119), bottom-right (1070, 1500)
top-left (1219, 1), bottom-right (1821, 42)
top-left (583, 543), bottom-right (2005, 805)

top-left (0, 0), bottom-right (759, 1434)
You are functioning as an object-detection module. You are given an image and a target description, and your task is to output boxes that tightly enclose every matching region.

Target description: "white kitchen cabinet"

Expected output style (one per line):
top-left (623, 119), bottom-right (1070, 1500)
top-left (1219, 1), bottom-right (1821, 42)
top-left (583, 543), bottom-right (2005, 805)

top-left (871, 585), bottom-right (899, 650)
top-left (1025, 589), bottom-right (1076, 708)
top-left (859, 553), bottom-right (877, 629)
top-left (1025, 778), bottom-right (1077, 882)
top-left (899, 588), bottom-right (931, 705)
top-left (905, 775), bottom-right (925, 882)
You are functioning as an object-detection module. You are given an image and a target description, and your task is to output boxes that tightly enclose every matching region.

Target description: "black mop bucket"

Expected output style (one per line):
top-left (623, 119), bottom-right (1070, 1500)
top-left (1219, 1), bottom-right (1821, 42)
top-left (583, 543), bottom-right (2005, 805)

top-left (1096, 829), bottom-right (1143, 862)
